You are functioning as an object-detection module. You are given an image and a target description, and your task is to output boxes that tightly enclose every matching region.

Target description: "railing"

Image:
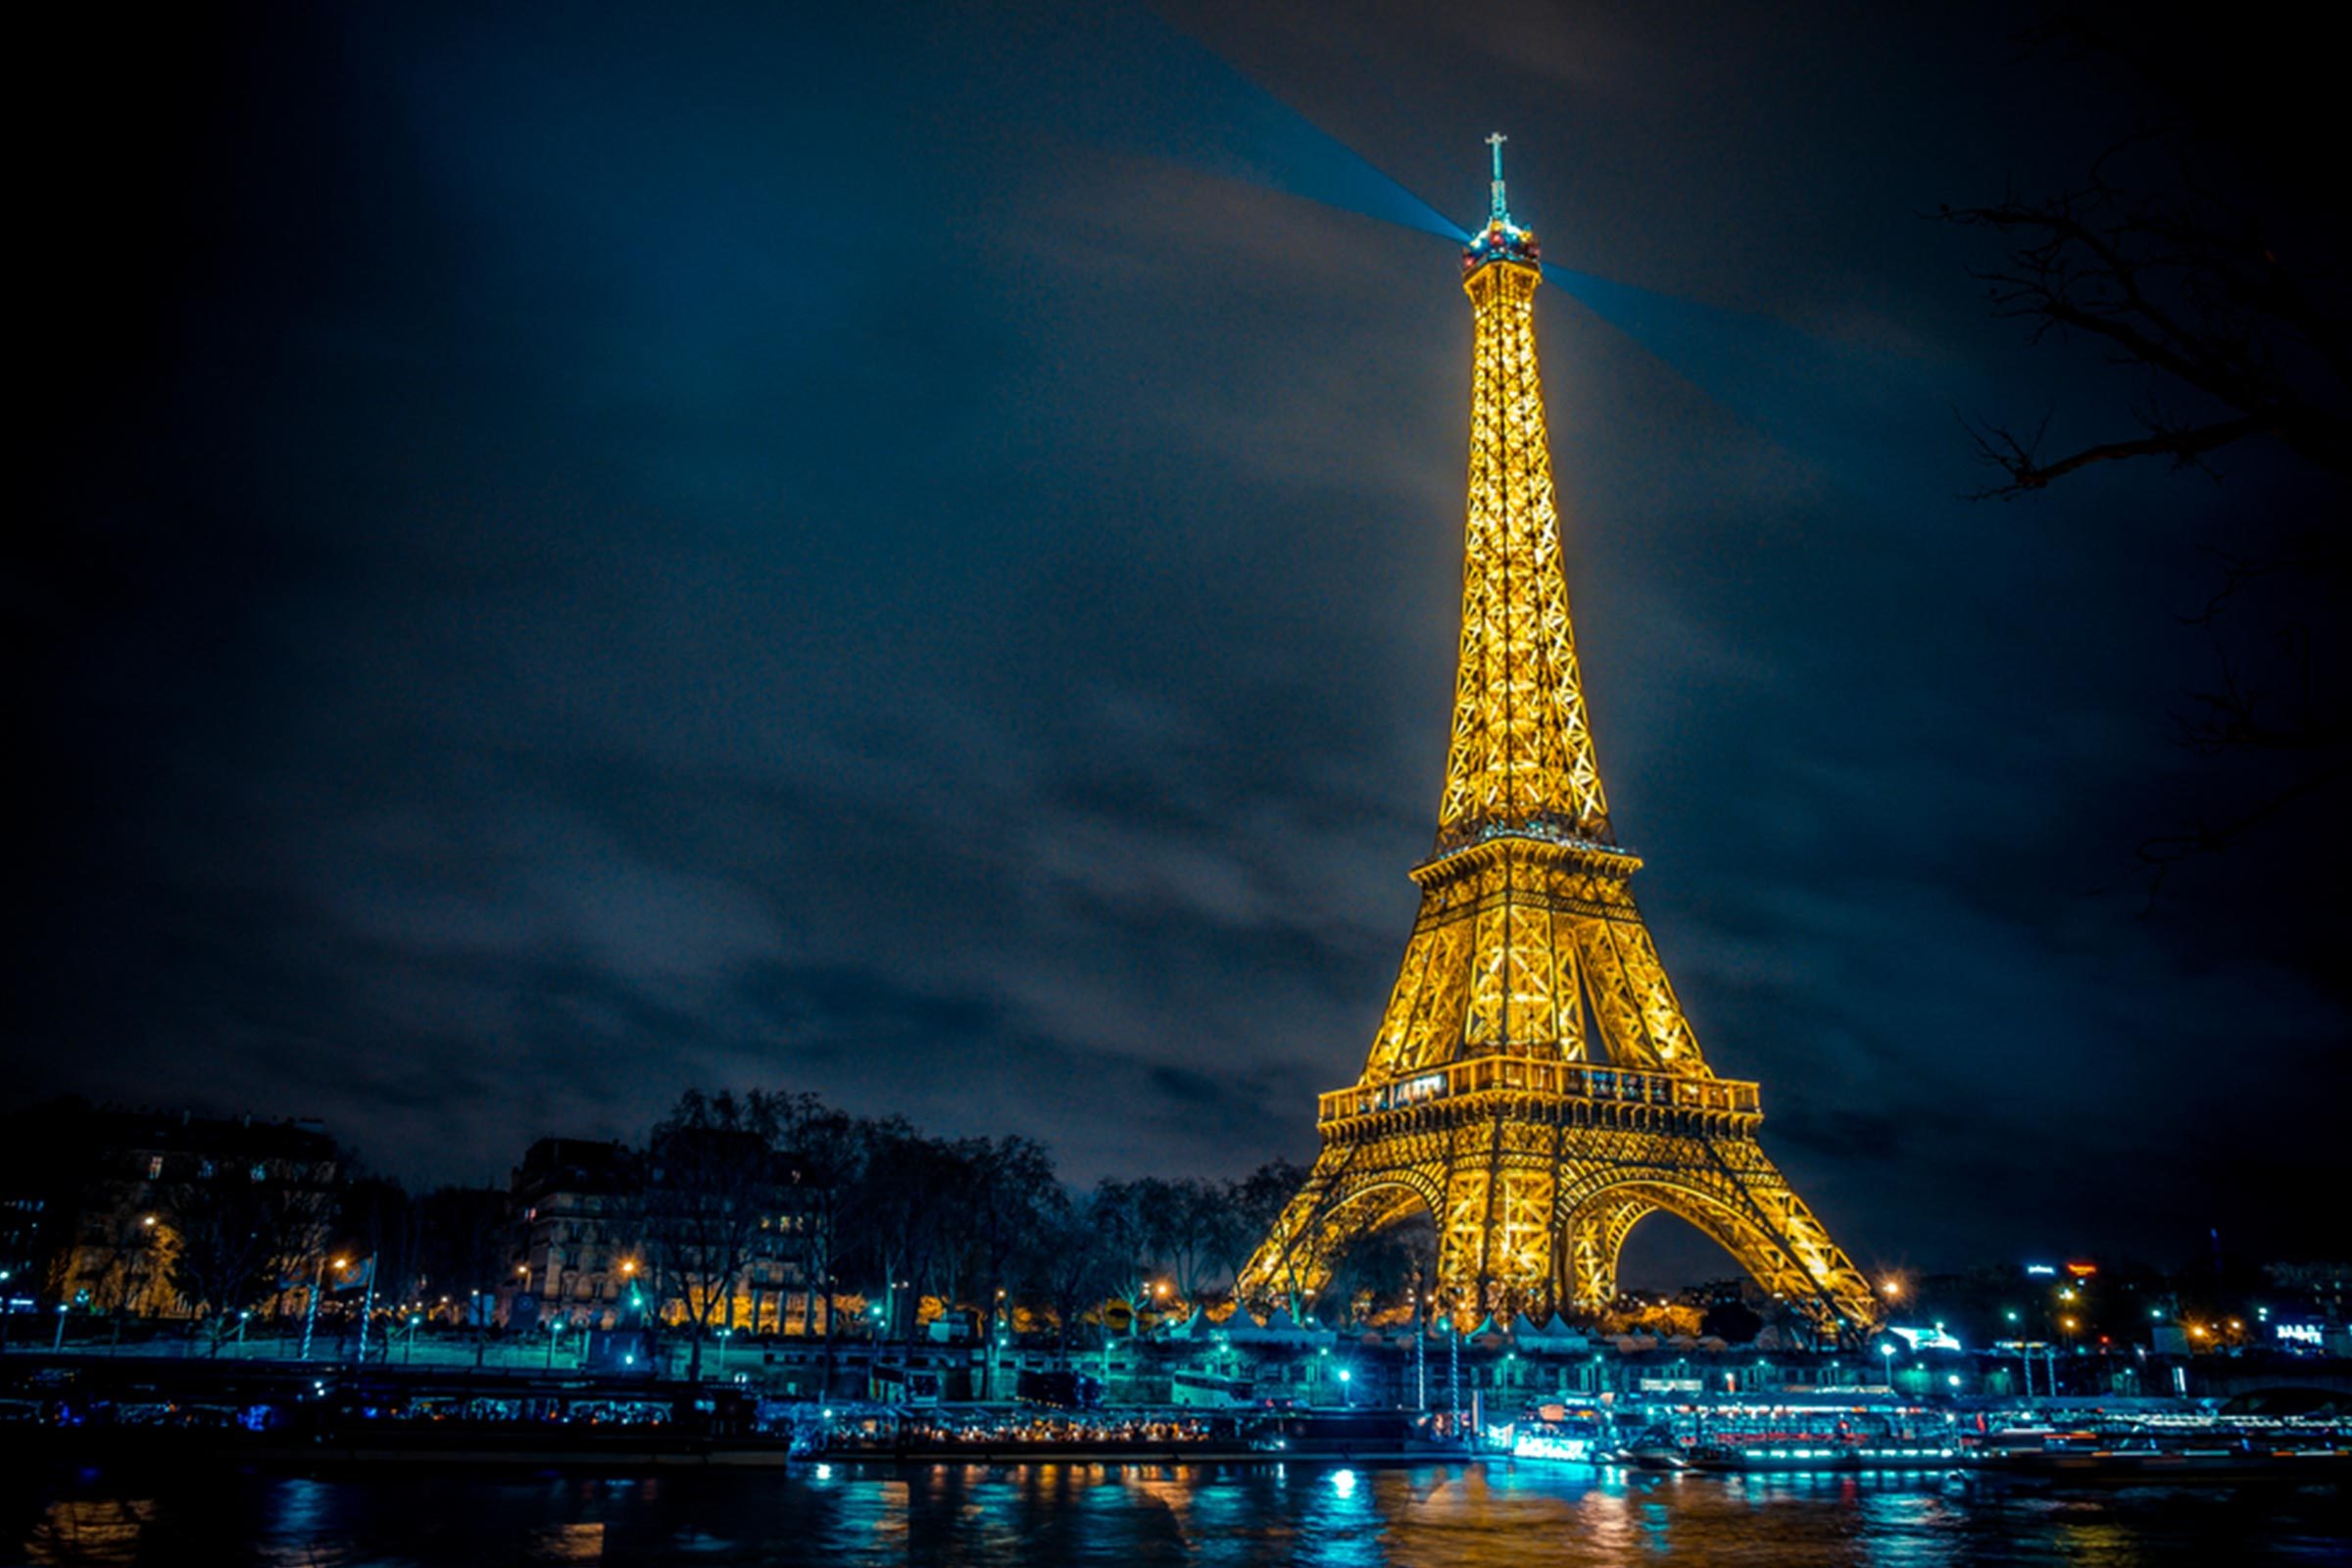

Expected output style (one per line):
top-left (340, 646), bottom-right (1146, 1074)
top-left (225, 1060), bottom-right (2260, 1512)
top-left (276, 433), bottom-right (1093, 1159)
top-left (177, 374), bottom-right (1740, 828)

top-left (1318, 1057), bottom-right (1759, 1124)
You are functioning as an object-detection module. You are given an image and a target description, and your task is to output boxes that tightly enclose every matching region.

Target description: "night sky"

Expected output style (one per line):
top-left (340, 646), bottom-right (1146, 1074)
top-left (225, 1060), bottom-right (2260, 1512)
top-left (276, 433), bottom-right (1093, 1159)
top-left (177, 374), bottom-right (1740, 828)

top-left (16, 2), bottom-right (2345, 1284)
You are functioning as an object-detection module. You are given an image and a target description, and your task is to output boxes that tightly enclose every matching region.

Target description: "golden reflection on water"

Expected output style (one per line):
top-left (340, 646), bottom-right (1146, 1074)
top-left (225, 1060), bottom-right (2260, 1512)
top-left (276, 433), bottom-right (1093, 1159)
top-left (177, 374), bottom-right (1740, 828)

top-left (525, 1522), bottom-right (606, 1562)
top-left (23, 1497), bottom-right (155, 1565)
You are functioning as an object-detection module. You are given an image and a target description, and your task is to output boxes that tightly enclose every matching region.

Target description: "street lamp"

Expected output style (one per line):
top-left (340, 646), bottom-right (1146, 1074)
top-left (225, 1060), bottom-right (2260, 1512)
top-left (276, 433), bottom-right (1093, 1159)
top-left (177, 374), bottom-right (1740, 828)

top-left (1338, 1367), bottom-right (1354, 1408)
top-left (1878, 1341), bottom-right (1896, 1387)
top-left (300, 1256), bottom-right (348, 1363)
top-left (989, 1288), bottom-right (1008, 1401)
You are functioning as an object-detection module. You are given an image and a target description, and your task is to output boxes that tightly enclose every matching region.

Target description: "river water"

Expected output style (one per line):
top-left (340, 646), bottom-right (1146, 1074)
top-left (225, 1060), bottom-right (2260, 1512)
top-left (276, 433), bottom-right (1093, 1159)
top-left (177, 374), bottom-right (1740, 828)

top-left (6, 1462), bottom-right (2347, 1566)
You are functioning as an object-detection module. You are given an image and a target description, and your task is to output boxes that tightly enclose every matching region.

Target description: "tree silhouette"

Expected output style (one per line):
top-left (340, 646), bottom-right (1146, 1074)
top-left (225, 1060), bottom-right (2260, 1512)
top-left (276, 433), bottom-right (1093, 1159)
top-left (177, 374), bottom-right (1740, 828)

top-left (1944, 20), bottom-right (2346, 891)
top-left (643, 1089), bottom-right (787, 1382)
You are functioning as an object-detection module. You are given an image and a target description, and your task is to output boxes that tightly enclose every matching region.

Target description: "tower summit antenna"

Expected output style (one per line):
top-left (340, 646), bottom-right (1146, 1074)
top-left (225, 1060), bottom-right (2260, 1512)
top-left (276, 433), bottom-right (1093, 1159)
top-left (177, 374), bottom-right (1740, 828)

top-left (1463, 135), bottom-right (1538, 274)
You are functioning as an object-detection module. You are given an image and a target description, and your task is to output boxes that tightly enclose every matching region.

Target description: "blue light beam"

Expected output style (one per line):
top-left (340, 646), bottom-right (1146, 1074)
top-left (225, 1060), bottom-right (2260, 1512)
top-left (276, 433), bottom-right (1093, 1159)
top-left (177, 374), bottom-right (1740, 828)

top-left (1057, 2), bottom-right (1465, 243)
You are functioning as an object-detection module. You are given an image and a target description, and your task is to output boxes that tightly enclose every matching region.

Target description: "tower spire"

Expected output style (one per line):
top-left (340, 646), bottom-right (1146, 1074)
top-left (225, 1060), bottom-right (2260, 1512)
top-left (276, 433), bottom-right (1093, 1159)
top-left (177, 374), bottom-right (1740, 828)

top-left (1445, 140), bottom-right (1605, 848)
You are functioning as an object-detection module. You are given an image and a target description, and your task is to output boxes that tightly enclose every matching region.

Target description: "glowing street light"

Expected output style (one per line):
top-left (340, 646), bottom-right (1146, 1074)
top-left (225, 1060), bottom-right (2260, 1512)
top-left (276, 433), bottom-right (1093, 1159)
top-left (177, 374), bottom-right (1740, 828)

top-left (300, 1255), bottom-right (349, 1363)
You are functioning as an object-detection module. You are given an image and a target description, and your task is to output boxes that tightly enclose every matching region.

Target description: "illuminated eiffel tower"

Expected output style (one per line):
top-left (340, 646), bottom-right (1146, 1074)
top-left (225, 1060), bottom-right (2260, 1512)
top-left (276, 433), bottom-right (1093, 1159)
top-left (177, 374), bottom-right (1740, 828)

top-left (1238, 139), bottom-right (1881, 1339)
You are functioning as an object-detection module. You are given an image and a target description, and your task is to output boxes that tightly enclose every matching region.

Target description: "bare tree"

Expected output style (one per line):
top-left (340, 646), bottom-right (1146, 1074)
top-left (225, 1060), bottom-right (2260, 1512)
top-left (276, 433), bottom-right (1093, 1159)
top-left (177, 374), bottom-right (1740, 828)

top-left (1321, 1210), bottom-right (1438, 1329)
top-left (1151, 1178), bottom-right (1230, 1304)
top-left (1090, 1179), bottom-right (1167, 1339)
top-left (1226, 1157), bottom-right (1354, 1321)
top-left (954, 1135), bottom-right (1058, 1375)
top-left (414, 1185), bottom-right (511, 1322)
top-left (643, 1089), bottom-right (786, 1383)
top-left (1029, 1187), bottom-right (1115, 1362)
top-left (1212, 1160), bottom-right (1308, 1295)
top-left (163, 1160), bottom-right (335, 1351)
top-left (1943, 21), bottom-right (2348, 891)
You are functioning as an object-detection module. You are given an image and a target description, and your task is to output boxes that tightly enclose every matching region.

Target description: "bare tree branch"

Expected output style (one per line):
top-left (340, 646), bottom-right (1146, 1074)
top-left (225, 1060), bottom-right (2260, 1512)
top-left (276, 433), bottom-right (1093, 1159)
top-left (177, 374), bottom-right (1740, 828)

top-left (1942, 65), bottom-right (2348, 899)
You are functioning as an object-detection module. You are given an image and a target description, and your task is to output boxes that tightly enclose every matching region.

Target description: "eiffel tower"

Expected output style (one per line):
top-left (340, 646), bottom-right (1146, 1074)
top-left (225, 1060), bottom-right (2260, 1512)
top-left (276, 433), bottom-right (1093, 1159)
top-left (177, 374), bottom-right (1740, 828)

top-left (1238, 138), bottom-right (1882, 1339)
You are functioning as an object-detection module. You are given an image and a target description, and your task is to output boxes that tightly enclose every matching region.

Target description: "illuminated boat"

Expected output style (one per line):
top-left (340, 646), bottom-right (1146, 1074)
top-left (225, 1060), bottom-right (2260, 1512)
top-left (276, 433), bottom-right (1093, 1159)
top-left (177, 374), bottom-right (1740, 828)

top-left (1981, 1418), bottom-right (2352, 1485)
top-left (1499, 1402), bottom-right (1614, 1464)
top-left (1676, 1401), bottom-right (1970, 1473)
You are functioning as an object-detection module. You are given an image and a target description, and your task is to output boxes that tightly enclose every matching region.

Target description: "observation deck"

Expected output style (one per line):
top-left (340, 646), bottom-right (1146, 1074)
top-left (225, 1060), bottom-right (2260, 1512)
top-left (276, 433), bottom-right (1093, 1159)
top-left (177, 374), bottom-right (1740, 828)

top-left (1320, 1057), bottom-right (1761, 1127)
top-left (1461, 215), bottom-right (1541, 275)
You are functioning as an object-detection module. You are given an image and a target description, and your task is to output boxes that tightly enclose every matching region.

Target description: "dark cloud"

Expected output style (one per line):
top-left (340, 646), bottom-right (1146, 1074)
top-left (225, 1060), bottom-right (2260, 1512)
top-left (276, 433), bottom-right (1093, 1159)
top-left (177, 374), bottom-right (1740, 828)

top-left (12, 0), bottom-right (2343, 1275)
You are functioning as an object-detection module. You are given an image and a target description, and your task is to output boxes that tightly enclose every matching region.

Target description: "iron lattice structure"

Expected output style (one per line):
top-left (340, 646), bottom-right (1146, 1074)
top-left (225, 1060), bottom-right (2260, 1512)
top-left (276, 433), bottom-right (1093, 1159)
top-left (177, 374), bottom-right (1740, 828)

top-left (1238, 141), bottom-right (1881, 1340)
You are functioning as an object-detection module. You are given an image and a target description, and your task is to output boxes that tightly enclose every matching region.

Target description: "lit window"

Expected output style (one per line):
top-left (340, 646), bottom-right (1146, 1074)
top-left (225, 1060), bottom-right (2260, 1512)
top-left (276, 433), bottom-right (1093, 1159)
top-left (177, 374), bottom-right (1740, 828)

top-left (147, 1155), bottom-right (164, 1180)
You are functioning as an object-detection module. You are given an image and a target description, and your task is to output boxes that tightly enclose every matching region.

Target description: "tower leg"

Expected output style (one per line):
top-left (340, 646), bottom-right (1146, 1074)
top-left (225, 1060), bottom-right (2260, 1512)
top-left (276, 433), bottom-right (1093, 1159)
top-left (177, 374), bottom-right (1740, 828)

top-left (1237, 1151), bottom-right (1436, 1321)
top-left (1551, 1146), bottom-right (1880, 1342)
top-left (1435, 1159), bottom-right (1491, 1326)
top-left (1237, 1152), bottom-right (1348, 1316)
top-left (1561, 1191), bottom-right (1652, 1312)
top-left (1435, 1148), bottom-right (1557, 1324)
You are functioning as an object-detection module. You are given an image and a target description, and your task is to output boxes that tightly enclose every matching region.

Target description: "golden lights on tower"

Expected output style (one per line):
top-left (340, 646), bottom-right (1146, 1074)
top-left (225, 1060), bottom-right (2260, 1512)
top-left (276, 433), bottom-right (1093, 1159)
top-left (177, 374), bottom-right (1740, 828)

top-left (1238, 140), bottom-right (1880, 1339)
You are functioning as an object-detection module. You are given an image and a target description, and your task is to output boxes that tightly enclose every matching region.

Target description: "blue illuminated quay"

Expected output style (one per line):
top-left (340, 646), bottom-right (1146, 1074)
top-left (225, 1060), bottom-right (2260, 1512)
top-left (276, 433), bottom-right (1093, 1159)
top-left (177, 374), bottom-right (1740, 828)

top-left (6, 1323), bottom-right (2349, 1563)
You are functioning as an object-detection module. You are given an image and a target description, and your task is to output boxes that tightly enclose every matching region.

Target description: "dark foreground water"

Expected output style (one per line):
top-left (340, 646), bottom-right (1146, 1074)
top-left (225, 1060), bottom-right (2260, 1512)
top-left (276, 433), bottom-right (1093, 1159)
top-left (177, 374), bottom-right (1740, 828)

top-left (5, 1463), bottom-right (2347, 1567)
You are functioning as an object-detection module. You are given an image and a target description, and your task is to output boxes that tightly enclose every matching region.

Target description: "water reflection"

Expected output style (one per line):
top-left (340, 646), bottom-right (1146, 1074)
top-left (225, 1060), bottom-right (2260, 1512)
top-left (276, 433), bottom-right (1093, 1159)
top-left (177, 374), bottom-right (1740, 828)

top-left (3, 1461), bottom-right (2344, 1565)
